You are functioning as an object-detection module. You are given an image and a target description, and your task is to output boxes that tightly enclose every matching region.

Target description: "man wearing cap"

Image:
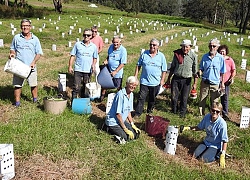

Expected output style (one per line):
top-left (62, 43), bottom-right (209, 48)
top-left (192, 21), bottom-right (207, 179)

top-left (198, 39), bottom-right (226, 116)
top-left (165, 39), bottom-right (198, 118)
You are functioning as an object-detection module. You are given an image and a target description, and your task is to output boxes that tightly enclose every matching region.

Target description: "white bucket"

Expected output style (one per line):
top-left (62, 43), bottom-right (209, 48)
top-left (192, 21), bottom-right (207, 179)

top-left (4, 58), bottom-right (32, 79)
top-left (85, 82), bottom-right (101, 100)
top-left (164, 126), bottom-right (179, 155)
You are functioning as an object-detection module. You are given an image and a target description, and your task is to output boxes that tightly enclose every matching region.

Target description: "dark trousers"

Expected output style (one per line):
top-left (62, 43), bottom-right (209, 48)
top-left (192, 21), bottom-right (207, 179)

top-left (72, 71), bottom-right (91, 99)
top-left (107, 121), bottom-right (137, 141)
top-left (135, 84), bottom-right (160, 116)
top-left (171, 75), bottom-right (191, 115)
top-left (221, 84), bottom-right (230, 116)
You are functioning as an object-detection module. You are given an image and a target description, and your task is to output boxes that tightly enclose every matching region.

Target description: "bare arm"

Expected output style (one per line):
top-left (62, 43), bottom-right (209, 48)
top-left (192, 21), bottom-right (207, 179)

top-left (127, 112), bottom-right (133, 124)
top-left (190, 126), bottom-right (201, 131)
top-left (98, 45), bottom-right (103, 54)
top-left (9, 50), bottom-right (16, 59)
top-left (221, 142), bottom-right (227, 152)
top-left (68, 55), bottom-right (75, 74)
top-left (166, 71), bottom-right (173, 84)
top-left (30, 54), bottom-right (41, 68)
top-left (134, 65), bottom-right (141, 78)
top-left (92, 58), bottom-right (97, 72)
top-left (160, 71), bottom-right (167, 85)
top-left (116, 113), bottom-right (127, 130)
top-left (111, 63), bottom-right (125, 77)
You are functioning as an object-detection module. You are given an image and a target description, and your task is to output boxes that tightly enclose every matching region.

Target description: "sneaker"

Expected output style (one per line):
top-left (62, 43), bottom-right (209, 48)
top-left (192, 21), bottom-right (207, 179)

top-left (33, 98), bottom-right (38, 103)
top-left (114, 135), bottom-right (126, 144)
top-left (14, 101), bottom-right (21, 108)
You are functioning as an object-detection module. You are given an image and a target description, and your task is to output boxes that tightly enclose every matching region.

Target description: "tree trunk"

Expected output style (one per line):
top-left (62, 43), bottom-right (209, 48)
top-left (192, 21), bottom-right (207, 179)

top-left (53, 0), bottom-right (58, 11)
top-left (5, 0), bottom-right (8, 6)
top-left (242, 0), bottom-right (250, 34)
top-left (53, 0), bottom-right (62, 13)
top-left (239, 0), bottom-right (244, 33)
top-left (213, 1), bottom-right (218, 24)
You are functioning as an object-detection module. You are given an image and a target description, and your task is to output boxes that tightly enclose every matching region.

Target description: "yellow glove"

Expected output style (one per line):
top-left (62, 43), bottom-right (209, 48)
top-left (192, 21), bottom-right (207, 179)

top-left (180, 125), bottom-right (191, 133)
top-left (131, 122), bottom-right (141, 134)
top-left (220, 152), bottom-right (226, 168)
top-left (124, 128), bottom-right (134, 140)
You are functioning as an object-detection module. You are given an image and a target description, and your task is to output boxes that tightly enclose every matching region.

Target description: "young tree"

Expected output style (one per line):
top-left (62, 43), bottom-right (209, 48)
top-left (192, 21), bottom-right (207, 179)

top-left (53, 0), bottom-right (62, 13)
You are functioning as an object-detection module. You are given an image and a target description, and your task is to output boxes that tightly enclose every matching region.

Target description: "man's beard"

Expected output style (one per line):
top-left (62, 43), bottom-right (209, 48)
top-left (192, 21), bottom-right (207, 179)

top-left (210, 49), bottom-right (217, 56)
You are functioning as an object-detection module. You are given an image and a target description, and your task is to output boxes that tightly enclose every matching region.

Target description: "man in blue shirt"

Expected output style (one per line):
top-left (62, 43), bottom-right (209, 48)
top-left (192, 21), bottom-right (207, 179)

top-left (68, 28), bottom-right (98, 100)
top-left (9, 19), bottom-right (43, 107)
top-left (105, 76), bottom-right (141, 143)
top-left (100, 36), bottom-right (127, 101)
top-left (134, 38), bottom-right (167, 118)
top-left (198, 39), bottom-right (226, 116)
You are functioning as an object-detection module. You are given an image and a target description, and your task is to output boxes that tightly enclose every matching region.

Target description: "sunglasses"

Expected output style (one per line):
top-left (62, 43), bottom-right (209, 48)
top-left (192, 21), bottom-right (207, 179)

top-left (92, 30), bottom-right (97, 33)
top-left (209, 45), bottom-right (217, 48)
top-left (83, 34), bottom-right (91, 37)
top-left (21, 25), bottom-right (31, 28)
top-left (150, 44), bottom-right (157, 47)
top-left (211, 109), bottom-right (220, 114)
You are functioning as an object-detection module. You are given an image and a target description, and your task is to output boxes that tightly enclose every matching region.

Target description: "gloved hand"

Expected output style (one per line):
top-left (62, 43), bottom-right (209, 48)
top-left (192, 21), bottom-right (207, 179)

top-left (131, 122), bottom-right (141, 134)
top-left (124, 128), bottom-right (134, 140)
top-left (220, 153), bottom-right (226, 168)
top-left (180, 125), bottom-right (191, 133)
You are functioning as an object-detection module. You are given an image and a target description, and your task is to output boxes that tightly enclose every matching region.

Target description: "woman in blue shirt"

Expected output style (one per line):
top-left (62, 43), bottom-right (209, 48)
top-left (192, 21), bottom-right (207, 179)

top-left (184, 102), bottom-right (228, 168)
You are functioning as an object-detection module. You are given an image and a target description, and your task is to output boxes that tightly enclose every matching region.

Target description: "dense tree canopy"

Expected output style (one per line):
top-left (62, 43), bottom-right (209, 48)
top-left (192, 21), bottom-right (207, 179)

top-left (84, 0), bottom-right (250, 34)
top-left (1, 0), bottom-right (249, 33)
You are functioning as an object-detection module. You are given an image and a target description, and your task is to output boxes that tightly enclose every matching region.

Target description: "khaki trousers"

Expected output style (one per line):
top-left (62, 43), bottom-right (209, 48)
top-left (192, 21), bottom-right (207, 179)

top-left (199, 80), bottom-right (220, 115)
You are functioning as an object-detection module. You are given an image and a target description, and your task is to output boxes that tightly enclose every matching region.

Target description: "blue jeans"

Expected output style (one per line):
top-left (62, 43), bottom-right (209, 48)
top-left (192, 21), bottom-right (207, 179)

top-left (72, 71), bottom-right (91, 99)
top-left (135, 84), bottom-right (160, 116)
top-left (107, 121), bottom-right (137, 141)
top-left (193, 143), bottom-right (220, 163)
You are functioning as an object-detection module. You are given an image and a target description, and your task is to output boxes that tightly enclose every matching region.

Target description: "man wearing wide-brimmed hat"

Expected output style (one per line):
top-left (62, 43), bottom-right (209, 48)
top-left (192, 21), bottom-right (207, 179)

top-left (165, 39), bottom-right (198, 118)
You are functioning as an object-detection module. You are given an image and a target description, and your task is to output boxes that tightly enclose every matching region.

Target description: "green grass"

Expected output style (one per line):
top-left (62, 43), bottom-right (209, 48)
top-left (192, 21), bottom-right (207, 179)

top-left (0, 0), bottom-right (250, 179)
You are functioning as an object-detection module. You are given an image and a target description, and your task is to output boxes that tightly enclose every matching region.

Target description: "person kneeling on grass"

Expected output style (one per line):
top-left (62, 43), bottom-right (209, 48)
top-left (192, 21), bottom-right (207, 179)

top-left (105, 76), bottom-right (141, 144)
top-left (180, 102), bottom-right (228, 168)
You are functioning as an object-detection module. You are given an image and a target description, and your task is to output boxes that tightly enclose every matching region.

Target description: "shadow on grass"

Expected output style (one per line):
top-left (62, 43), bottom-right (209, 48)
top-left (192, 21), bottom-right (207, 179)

top-left (0, 85), bottom-right (30, 103)
top-left (0, 85), bottom-right (14, 102)
top-left (89, 114), bottom-right (106, 130)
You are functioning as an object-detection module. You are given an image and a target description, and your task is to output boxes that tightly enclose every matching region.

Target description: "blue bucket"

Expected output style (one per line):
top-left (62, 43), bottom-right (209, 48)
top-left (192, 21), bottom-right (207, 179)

top-left (72, 98), bottom-right (92, 114)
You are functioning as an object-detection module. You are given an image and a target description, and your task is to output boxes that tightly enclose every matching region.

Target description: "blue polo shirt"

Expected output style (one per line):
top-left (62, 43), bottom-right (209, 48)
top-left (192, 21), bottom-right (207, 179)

top-left (137, 50), bottom-right (167, 86)
top-left (70, 41), bottom-right (98, 73)
top-left (198, 114), bottom-right (228, 149)
top-left (10, 32), bottom-right (43, 65)
top-left (199, 52), bottom-right (226, 84)
top-left (107, 44), bottom-right (127, 78)
top-left (105, 88), bottom-right (133, 126)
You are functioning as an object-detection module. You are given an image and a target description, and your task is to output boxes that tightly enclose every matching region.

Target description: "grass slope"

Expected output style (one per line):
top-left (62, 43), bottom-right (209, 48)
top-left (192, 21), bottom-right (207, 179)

top-left (0, 0), bottom-right (250, 179)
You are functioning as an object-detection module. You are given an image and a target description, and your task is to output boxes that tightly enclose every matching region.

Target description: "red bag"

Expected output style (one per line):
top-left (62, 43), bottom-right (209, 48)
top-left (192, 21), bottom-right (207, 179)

top-left (145, 115), bottom-right (170, 138)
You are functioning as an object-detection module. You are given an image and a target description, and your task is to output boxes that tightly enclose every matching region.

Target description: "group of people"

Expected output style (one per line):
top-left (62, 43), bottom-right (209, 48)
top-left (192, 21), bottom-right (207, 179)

top-left (9, 19), bottom-right (236, 167)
